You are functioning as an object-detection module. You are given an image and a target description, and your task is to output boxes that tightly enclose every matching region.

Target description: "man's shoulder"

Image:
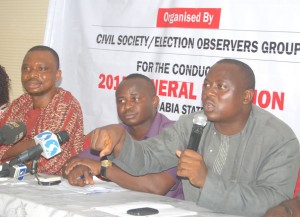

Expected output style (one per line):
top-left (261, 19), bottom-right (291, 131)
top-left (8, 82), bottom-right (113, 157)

top-left (157, 112), bottom-right (175, 126)
top-left (177, 112), bottom-right (197, 123)
top-left (9, 93), bottom-right (31, 106)
top-left (57, 88), bottom-right (81, 105)
top-left (252, 105), bottom-right (291, 129)
top-left (250, 105), bottom-right (297, 139)
top-left (159, 112), bottom-right (195, 133)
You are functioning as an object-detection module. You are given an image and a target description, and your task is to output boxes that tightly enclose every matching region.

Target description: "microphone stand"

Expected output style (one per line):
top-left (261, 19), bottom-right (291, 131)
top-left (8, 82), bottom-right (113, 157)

top-left (30, 157), bottom-right (38, 175)
top-left (30, 157), bottom-right (42, 184)
top-left (29, 158), bottom-right (61, 185)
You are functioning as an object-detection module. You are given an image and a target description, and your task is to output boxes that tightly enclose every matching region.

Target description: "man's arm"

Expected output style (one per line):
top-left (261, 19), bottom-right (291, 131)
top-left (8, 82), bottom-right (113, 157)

top-left (64, 157), bottom-right (176, 195)
top-left (1, 139), bottom-right (36, 161)
top-left (106, 165), bottom-right (176, 195)
top-left (112, 114), bottom-right (194, 176)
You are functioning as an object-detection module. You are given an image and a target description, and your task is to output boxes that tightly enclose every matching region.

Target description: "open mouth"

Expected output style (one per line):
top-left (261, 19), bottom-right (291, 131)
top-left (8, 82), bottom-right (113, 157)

top-left (203, 102), bottom-right (215, 112)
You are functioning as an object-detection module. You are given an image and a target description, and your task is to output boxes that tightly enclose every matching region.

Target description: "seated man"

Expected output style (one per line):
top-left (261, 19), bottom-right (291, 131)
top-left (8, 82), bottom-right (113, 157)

top-left (0, 45), bottom-right (84, 175)
top-left (64, 73), bottom-right (183, 199)
top-left (75, 59), bottom-right (299, 216)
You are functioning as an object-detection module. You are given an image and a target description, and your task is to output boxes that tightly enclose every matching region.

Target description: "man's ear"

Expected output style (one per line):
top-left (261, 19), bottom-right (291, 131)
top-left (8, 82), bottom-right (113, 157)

top-left (243, 89), bottom-right (254, 104)
top-left (152, 96), bottom-right (160, 109)
top-left (55, 69), bottom-right (62, 82)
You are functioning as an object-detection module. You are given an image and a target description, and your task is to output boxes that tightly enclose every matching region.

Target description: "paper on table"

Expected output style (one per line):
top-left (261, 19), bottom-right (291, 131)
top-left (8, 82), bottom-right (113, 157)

top-left (93, 201), bottom-right (198, 217)
top-left (54, 176), bottom-right (128, 194)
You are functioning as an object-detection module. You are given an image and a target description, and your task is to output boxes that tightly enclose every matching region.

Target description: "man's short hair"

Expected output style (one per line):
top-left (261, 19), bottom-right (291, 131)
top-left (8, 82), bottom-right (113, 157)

top-left (120, 73), bottom-right (156, 96)
top-left (216, 59), bottom-right (255, 90)
top-left (27, 45), bottom-right (60, 69)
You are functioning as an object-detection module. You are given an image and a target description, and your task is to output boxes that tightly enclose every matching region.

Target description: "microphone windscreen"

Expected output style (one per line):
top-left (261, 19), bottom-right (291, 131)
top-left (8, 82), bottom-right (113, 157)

top-left (55, 131), bottom-right (69, 144)
top-left (193, 111), bottom-right (207, 127)
top-left (0, 168), bottom-right (10, 177)
top-left (0, 122), bottom-right (27, 144)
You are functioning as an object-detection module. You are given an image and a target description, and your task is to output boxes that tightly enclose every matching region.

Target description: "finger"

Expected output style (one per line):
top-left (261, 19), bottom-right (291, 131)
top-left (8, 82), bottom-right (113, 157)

top-left (76, 179), bottom-right (86, 187)
top-left (99, 132), bottom-right (113, 157)
top-left (83, 170), bottom-right (94, 185)
top-left (91, 131), bottom-right (107, 157)
top-left (90, 129), bottom-right (100, 150)
top-left (68, 175), bottom-right (84, 186)
top-left (176, 166), bottom-right (187, 178)
top-left (175, 150), bottom-right (182, 158)
top-left (91, 129), bottom-right (113, 157)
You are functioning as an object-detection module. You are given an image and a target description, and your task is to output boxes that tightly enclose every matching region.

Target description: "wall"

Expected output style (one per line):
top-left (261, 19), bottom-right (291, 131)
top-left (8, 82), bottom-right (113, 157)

top-left (0, 0), bottom-right (49, 101)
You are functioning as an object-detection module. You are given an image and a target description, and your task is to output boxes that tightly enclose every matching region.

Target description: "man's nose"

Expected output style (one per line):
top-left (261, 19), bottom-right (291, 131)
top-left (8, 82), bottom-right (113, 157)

top-left (28, 68), bottom-right (40, 78)
top-left (124, 100), bottom-right (133, 109)
top-left (204, 84), bottom-right (217, 96)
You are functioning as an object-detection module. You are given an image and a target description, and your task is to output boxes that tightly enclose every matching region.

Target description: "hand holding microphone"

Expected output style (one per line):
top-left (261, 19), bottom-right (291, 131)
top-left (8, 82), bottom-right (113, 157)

top-left (186, 110), bottom-right (207, 151)
top-left (176, 111), bottom-right (208, 187)
top-left (8, 130), bottom-right (69, 166)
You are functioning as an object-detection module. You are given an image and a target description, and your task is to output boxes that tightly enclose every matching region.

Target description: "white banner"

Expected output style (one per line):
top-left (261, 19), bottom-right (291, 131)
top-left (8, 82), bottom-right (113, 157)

top-left (44, 0), bottom-right (300, 141)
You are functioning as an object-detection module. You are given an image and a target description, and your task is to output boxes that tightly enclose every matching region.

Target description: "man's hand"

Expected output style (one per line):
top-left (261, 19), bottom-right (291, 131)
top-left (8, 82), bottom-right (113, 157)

top-left (262, 205), bottom-right (292, 217)
top-left (176, 149), bottom-right (208, 188)
top-left (90, 124), bottom-right (126, 158)
top-left (64, 157), bottom-right (101, 176)
top-left (62, 156), bottom-right (82, 178)
top-left (67, 165), bottom-right (94, 187)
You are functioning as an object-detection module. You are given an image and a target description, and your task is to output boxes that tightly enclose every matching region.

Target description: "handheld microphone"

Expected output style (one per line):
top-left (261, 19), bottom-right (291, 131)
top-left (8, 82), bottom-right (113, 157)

top-left (0, 122), bottom-right (26, 144)
top-left (8, 130), bottom-right (69, 167)
top-left (0, 163), bottom-right (28, 180)
top-left (186, 110), bottom-right (207, 151)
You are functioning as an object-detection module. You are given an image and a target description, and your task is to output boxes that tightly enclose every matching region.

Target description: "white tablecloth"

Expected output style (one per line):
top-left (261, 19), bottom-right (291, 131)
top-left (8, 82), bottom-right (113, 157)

top-left (0, 174), bottom-right (242, 217)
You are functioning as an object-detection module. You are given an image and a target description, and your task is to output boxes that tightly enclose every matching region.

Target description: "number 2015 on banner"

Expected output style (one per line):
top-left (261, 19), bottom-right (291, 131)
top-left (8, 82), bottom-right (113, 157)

top-left (98, 74), bottom-right (125, 90)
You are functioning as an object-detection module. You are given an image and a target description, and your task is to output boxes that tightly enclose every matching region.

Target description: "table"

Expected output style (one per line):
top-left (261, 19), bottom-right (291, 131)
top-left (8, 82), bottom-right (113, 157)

top-left (0, 174), bottom-right (241, 217)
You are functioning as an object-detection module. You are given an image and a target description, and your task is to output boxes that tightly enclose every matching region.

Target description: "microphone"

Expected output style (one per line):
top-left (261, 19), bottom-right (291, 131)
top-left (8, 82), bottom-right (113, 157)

top-left (0, 122), bottom-right (26, 144)
top-left (0, 162), bottom-right (28, 180)
top-left (8, 130), bottom-right (69, 167)
top-left (186, 110), bottom-right (207, 151)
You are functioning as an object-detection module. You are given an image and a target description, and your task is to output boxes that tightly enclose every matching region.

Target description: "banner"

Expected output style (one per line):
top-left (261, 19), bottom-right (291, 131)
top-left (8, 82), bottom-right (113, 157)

top-left (44, 0), bottom-right (300, 141)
